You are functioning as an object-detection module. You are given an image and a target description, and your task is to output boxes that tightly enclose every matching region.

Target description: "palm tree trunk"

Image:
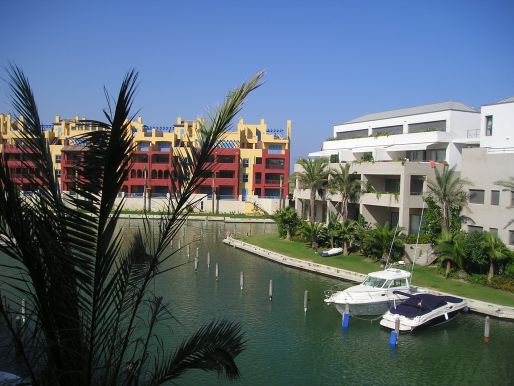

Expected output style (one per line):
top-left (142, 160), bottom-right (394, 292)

top-left (286, 229), bottom-right (291, 241)
top-left (442, 202), bottom-right (449, 231)
top-left (341, 196), bottom-right (348, 222)
top-left (445, 260), bottom-right (451, 278)
top-left (309, 188), bottom-right (316, 223)
top-left (343, 240), bottom-right (348, 256)
top-left (488, 261), bottom-right (494, 284)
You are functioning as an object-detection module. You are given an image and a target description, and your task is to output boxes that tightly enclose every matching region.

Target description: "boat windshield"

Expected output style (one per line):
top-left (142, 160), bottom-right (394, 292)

top-left (362, 276), bottom-right (387, 288)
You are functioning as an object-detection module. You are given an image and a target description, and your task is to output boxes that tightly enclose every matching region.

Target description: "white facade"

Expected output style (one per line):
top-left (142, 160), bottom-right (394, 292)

top-left (297, 98), bottom-right (514, 245)
top-left (311, 102), bottom-right (480, 170)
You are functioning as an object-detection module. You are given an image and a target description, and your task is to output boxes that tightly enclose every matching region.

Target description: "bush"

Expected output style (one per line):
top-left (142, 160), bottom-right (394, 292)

top-left (404, 233), bottom-right (432, 244)
top-left (466, 274), bottom-right (514, 292)
top-left (461, 231), bottom-right (488, 274)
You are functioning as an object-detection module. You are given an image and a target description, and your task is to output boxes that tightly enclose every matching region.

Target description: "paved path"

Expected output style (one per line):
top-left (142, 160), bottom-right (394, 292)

top-left (223, 238), bottom-right (514, 320)
top-left (118, 214), bottom-right (274, 223)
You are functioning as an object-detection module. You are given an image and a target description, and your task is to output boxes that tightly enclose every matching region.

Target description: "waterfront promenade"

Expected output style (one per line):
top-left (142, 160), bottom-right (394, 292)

top-left (223, 237), bottom-right (514, 320)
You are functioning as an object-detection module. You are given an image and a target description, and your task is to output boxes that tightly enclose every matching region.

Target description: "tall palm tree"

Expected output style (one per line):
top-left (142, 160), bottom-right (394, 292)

top-left (426, 164), bottom-right (470, 231)
top-left (295, 157), bottom-right (330, 223)
top-left (481, 232), bottom-right (512, 284)
top-left (0, 65), bottom-right (262, 385)
top-left (328, 162), bottom-right (361, 221)
top-left (435, 230), bottom-right (465, 277)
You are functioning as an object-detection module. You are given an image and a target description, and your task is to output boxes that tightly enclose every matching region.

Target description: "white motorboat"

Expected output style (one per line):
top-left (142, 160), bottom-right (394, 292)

top-left (324, 268), bottom-right (423, 316)
top-left (380, 291), bottom-right (467, 332)
top-left (320, 247), bottom-right (343, 257)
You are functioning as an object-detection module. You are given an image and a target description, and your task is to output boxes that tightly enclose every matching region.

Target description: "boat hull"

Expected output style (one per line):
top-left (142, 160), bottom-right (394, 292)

top-left (334, 300), bottom-right (396, 316)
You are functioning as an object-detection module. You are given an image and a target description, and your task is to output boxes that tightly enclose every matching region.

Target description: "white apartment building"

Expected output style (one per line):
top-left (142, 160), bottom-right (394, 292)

top-left (460, 97), bottom-right (514, 246)
top-left (294, 99), bottom-right (514, 246)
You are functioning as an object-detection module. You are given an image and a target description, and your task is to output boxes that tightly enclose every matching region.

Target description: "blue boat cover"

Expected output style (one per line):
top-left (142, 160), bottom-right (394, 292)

top-left (389, 293), bottom-right (462, 318)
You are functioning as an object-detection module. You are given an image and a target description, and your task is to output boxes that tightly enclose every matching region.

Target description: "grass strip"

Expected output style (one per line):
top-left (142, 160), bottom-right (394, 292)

top-left (240, 234), bottom-right (514, 307)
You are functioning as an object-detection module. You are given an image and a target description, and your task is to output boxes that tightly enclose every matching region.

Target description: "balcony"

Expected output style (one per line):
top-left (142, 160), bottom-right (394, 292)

top-left (360, 193), bottom-right (401, 208)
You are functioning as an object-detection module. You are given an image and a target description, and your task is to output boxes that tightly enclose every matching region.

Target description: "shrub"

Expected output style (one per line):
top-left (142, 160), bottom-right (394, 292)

top-left (461, 231), bottom-right (488, 274)
top-left (404, 233), bottom-right (432, 244)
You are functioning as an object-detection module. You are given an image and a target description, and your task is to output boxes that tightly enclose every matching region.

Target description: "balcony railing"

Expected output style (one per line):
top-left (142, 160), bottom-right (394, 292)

top-left (467, 129), bottom-right (480, 139)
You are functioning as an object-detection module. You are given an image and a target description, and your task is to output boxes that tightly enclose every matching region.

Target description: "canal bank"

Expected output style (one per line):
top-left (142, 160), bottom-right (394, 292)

top-left (118, 213), bottom-right (275, 223)
top-left (223, 237), bottom-right (514, 320)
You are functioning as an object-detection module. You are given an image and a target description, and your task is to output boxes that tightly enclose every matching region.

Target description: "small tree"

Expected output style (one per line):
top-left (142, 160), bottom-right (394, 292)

top-left (426, 165), bottom-right (470, 231)
top-left (326, 213), bottom-right (342, 248)
top-left (361, 222), bottom-right (404, 263)
top-left (274, 207), bottom-right (300, 240)
top-left (435, 230), bottom-right (466, 277)
top-left (295, 158), bottom-right (330, 223)
top-left (339, 219), bottom-right (356, 256)
top-left (328, 163), bottom-right (361, 222)
top-left (298, 221), bottom-right (326, 249)
top-left (481, 232), bottom-right (513, 284)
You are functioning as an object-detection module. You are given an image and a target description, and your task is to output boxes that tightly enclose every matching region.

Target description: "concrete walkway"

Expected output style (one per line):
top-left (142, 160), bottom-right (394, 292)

top-left (223, 238), bottom-right (514, 320)
top-left (118, 214), bottom-right (275, 223)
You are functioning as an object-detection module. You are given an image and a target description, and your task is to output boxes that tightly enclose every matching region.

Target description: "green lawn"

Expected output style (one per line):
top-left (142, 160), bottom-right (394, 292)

top-left (239, 234), bottom-right (514, 307)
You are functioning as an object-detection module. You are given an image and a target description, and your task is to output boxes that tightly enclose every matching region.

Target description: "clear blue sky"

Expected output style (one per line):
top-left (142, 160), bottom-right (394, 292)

top-left (2, 0), bottom-right (514, 164)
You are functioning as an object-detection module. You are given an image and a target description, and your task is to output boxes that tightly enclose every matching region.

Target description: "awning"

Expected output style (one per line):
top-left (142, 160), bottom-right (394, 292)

top-left (308, 149), bottom-right (339, 157)
top-left (352, 146), bottom-right (380, 153)
top-left (386, 143), bottom-right (435, 151)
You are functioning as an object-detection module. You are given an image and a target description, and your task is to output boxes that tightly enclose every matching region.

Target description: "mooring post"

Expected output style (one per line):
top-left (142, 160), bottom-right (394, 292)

top-left (187, 245), bottom-right (190, 260)
top-left (215, 263), bottom-right (219, 281)
top-left (207, 252), bottom-right (211, 269)
top-left (233, 224), bottom-right (236, 237)
top-left (269, 279), bottom-right (273, 301)
top-left (389, 317), bottom-right (400, 346)
top-left (484, 316), bottom-right (490, 343)
top-left (304, 290), bottom-right (308, 313)
top-left (240, 271), bottom-right (244, 290)
top-left (194, 257), bottom-right (198, 272)
top-left (178, 239), bottom-right (181, 250)
top-left (342, 303), bottom-right (350, 329)
top-left (196, 247), bottom-right (199, 259)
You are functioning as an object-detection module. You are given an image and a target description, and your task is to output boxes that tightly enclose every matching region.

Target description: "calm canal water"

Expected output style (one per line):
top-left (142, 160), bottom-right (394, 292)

top-left (138, 220), bottom-right (514, 386)
top-left (1, 219), bottom-right (513, 385)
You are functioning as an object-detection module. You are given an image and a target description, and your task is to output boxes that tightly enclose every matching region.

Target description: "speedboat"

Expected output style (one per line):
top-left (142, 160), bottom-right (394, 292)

top-left (324, 268), bottom-right (423, 316)
top-left (380, 291), bottom-right (467, 332)
top-left (320, 247), bottom-right (343, 257)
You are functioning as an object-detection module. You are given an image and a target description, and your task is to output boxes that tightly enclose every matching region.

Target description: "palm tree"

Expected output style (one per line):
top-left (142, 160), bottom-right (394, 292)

top-left (374, 222), bottom-right (403, 263)
top-left (274, 207), bottom-right (300, 241)
top-left (481, 232), bottom-right (512, 284)
top-left (339, 219), bottom-right (356, 256)
top-left (328, 162), bottom-right (361, 221)
top-left (426, 164), bottom-right (470, 231)
top-left (295, 157), bottom-right (330, 223)
top-left (298, 220), bottom-right (326, 249)
top-left (326, 213), bottom-right (342, 248)
top-left (435, 230), bottom-right (465, 277)
top-left (0, 65), bottom-right (262, 385)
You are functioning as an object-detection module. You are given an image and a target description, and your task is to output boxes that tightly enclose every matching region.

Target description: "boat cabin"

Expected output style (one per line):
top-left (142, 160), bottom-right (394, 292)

top-left (361, 268), bottom-right (411, 289)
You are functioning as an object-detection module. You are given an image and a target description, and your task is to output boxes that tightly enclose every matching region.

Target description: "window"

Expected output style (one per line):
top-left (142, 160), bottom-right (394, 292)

top-left (268, 144), bottom-right (283, 154)
top-left (55, 170), bottom-right (61, 178)
top-left (256, 157), bottom-right (262, 164)
top-left (489, 228), bottom-right (498, 235)
top-left (491, 190), bottom-right (500, 205)
top-left (410, 176), bottom-right (424, 195)
top-left (266, 158), bottom-right (285, 169)
top-left (469, 189), bottom-right (485, 204)
top-left (385, 179), bottom-right (400, 193)
top-left (55, 155), bottom-right (61, 164)
top-left (468, 225), bottom-right (483, 233)
top-left (426, 149), bottom-right (446, 162)
top-left (510, 230), bottom-right (514, 246)
top-left (409, 214), bottom-right (422, 235)
top-left (255, 188), bottom-right (261, 196)
top-left (242, 158), bottom-right (249, 167)
top-left (485, 116), bottom-right (493, 136)
top-left (242, 173), bottom-right (249, 182)
top-left (511, 191), bottom-right (514, 207)
top-left (406, 150), bottom-right (424, 161)
top-left (408, 120), bottom-right (446, 133)
top-left (390, 279), bottom-right (408, 288)
top-left (390, 212), bottom-right (399, 228)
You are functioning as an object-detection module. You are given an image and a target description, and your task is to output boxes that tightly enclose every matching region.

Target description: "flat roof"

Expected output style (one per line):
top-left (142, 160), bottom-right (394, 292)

top-left (482, 96), bottom-right (514, 107)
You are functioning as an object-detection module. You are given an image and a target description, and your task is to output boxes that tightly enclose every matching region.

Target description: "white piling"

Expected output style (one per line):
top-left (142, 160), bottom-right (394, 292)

top-left (187, 245), bottom-right (190, 260)
top-left (484, 316), bottom-right (490, 343)
top-left (196, 247), bottom-right (199, 259)
top-left (207, 252), bottom-right (211, 269)
top-left (215, 263), bottom-right (219, 281)
top-left (240, 271), bottom-right (244, 290)
top-left (194, 257), bottom-right (198, 272)
top-left (269, 279), bottom-right (273, 300)
top-left (304, 290), bottom-right (308, 313)
top-left (178, 239), bottom-right (181, 250)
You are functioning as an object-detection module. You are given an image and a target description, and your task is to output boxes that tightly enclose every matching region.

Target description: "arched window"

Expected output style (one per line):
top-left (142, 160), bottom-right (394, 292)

top-left (131, 170), bottom-right (136, 178)
top-left (137, 170), bottom-right (142, 179)
top-left (158, 170), bottom-right (163, 179)
top-left (151, 170), bottom-right (157, 179)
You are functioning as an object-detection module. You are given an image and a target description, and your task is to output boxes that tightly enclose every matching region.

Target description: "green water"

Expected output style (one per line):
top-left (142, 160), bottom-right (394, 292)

top-left (2, 219), bottom-right (513, 385)
top-left (145, 220), bottom-right (514, 386)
